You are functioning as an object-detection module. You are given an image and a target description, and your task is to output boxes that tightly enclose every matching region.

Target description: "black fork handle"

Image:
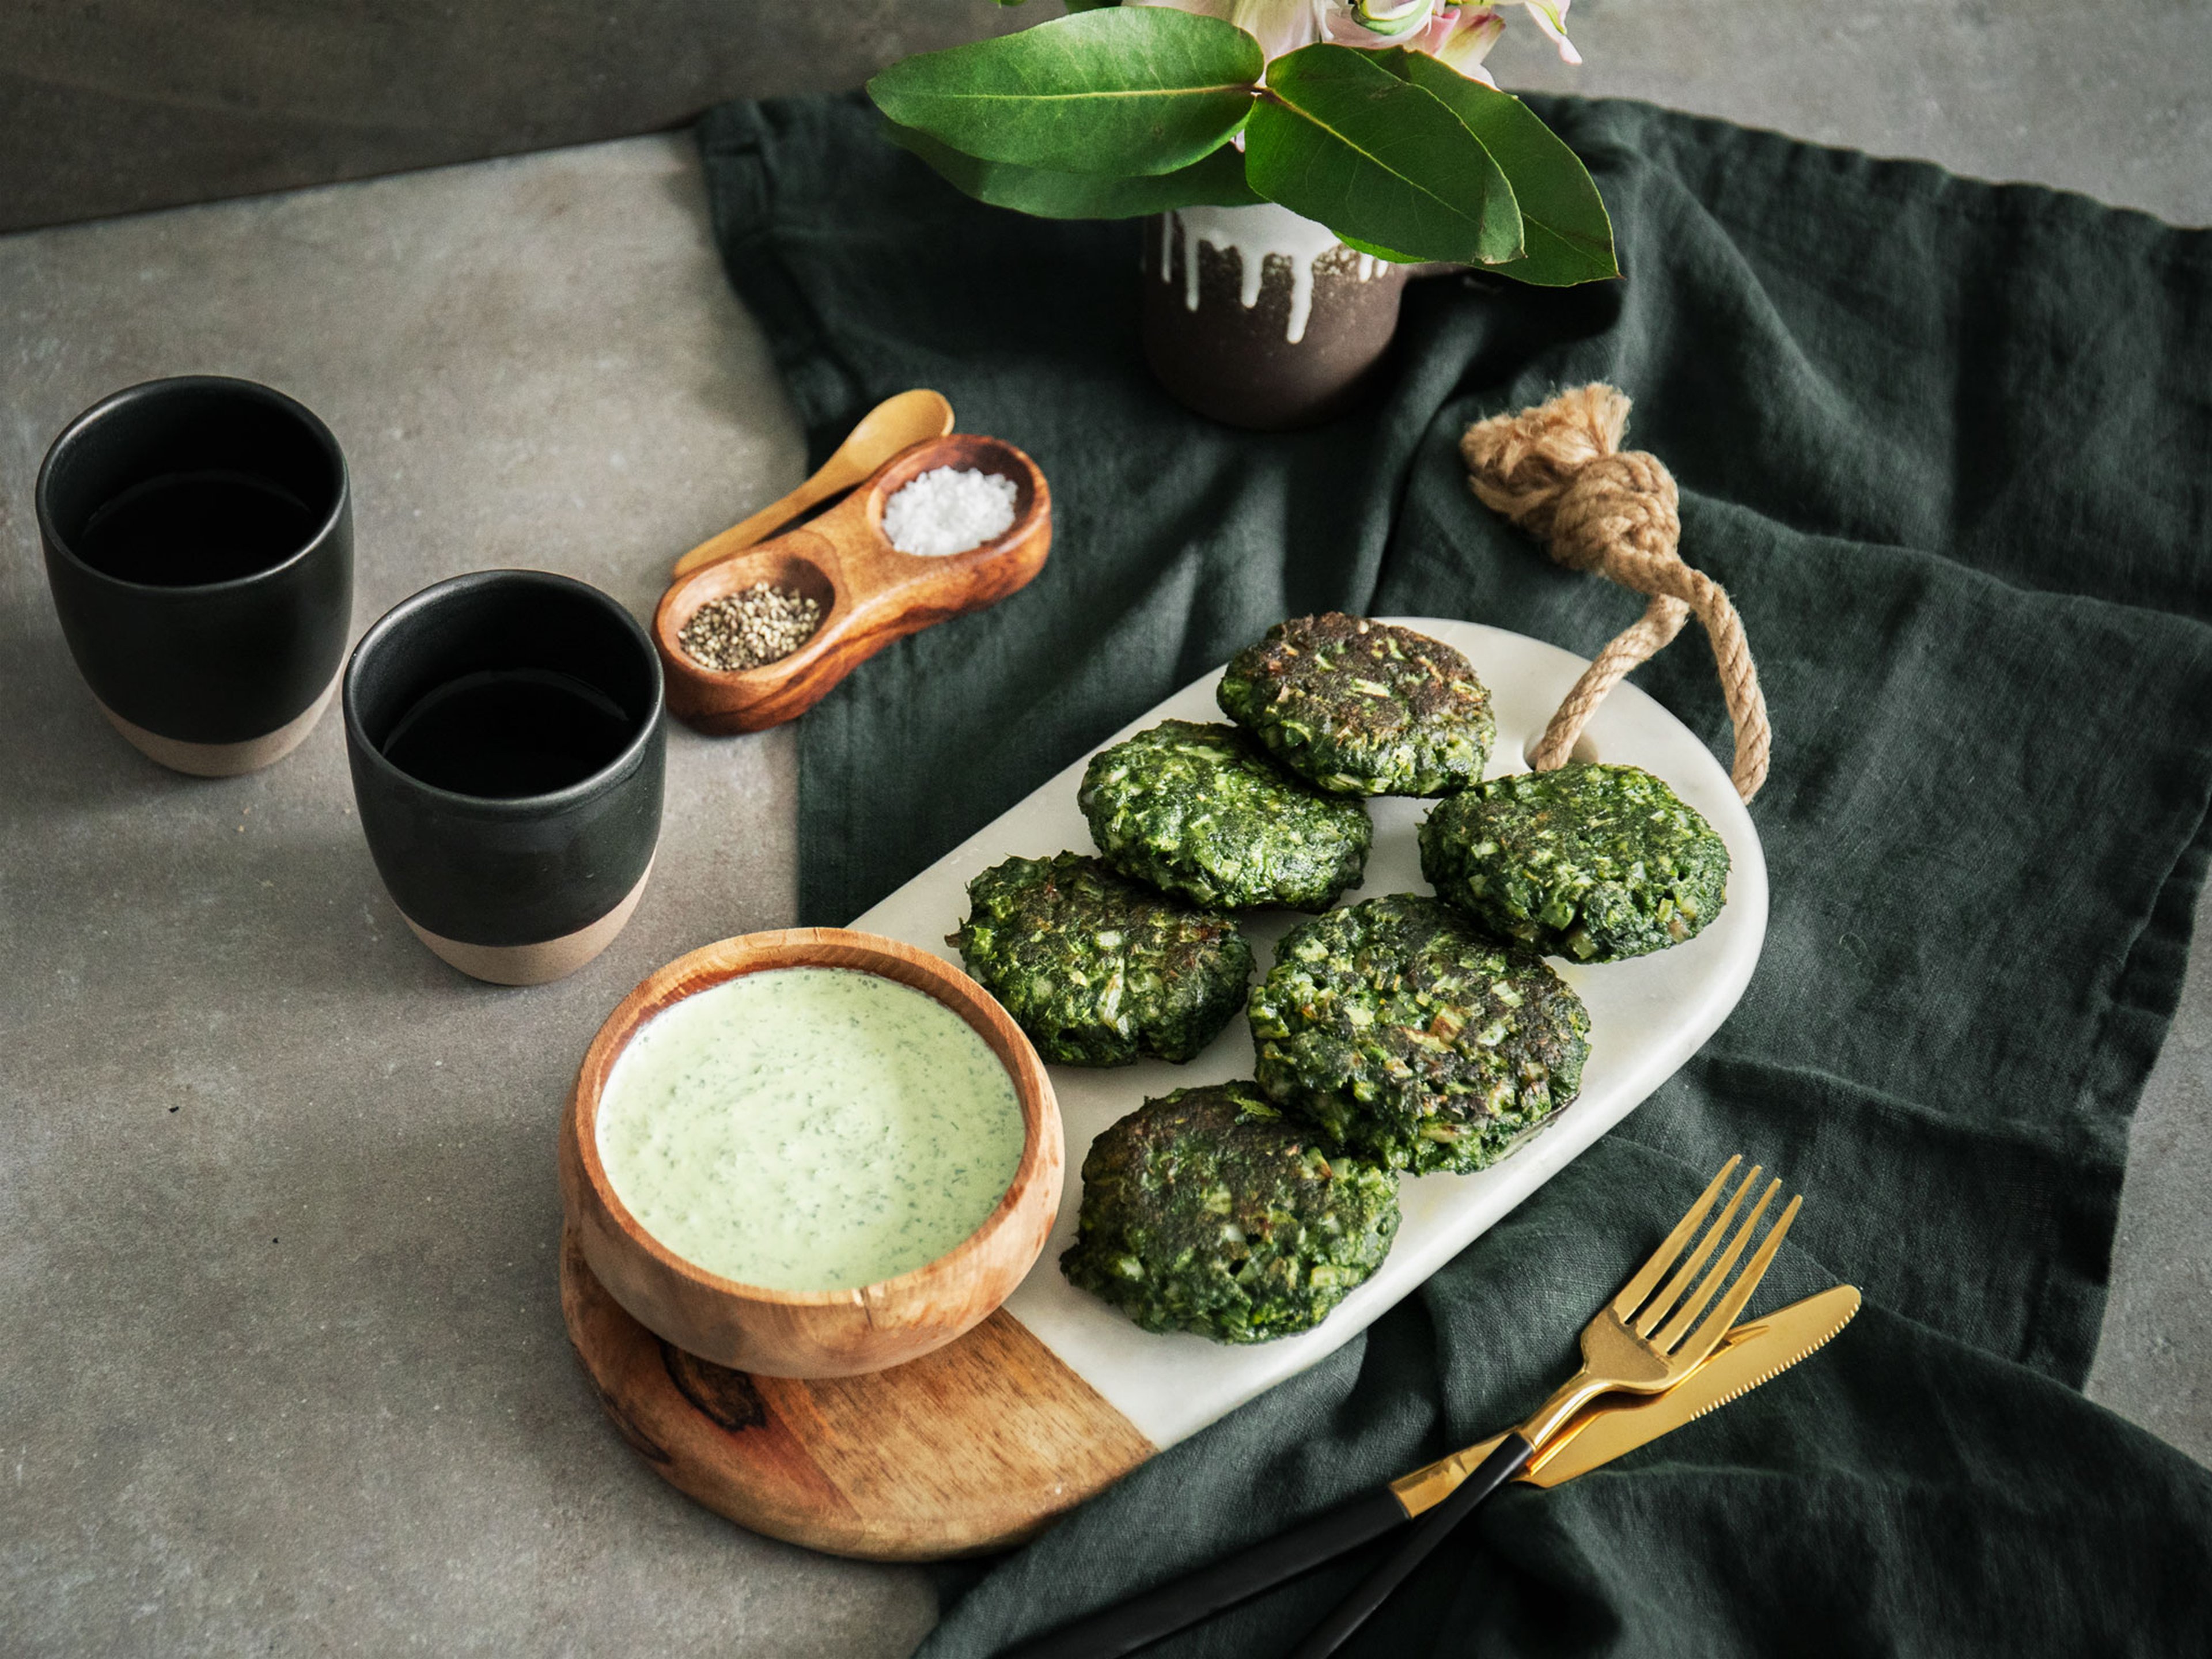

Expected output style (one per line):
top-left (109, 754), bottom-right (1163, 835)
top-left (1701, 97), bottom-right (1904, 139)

top-left (997, 1486), bottom-right (1411, 1659)
top-left (1284, 1434), bottom-right (1534, 1659)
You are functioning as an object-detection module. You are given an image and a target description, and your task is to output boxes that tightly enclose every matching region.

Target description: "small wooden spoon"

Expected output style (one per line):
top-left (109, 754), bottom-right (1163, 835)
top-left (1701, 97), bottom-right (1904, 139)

top-left (669, 389), bottom-right (955, 579)
top-left (656, 433), bottom-right (1050, 735)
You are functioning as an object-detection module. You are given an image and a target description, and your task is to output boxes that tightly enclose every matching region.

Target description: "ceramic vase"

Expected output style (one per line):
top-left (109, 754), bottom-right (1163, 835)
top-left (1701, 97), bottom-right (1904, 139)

top-left (1139, 201), bottom-right (1411, 431)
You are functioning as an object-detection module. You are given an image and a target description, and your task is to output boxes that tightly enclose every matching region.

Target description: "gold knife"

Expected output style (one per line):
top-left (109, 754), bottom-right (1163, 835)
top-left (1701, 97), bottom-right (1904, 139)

top-left (1393, 1282), bottom-right (1863, 1513)
top-left (1000, 1283), bottom-right (1862, 1659)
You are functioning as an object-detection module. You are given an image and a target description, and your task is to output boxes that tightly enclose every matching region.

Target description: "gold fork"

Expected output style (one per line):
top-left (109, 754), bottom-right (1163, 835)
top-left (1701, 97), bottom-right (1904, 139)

top-left (1288, 1156), bottom-right (1802, 1659)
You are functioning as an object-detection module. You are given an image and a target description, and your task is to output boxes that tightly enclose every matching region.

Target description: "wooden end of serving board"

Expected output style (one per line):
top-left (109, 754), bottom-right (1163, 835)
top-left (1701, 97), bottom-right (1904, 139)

top-left (560, 1222), bottom-right (1157, 1560)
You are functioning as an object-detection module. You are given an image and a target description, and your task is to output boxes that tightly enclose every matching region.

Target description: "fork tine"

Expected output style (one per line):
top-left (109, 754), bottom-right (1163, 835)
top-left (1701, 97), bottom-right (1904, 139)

top-left (1653, 1179), bottom-right (1777, 1349)
top-left (1609, 1155), bottom-right (1742, 1320)
top-left (1633, 1164), bottom-right (1760, 1337)
top-left (1666, 1192), bottom-right (1802, 1367)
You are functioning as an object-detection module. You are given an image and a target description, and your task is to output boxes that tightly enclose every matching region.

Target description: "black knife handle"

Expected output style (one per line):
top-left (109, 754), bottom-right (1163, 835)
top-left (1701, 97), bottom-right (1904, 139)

top-left (996, 1486), bottom-right (1410, 1659)
top-left (1284, 1433), bottom-right (1534, 1659)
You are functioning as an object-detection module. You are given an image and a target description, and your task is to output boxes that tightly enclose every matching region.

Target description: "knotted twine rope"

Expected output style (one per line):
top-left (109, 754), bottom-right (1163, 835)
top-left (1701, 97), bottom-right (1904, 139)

top-left (1459, 384), bottom-right (1771, 801)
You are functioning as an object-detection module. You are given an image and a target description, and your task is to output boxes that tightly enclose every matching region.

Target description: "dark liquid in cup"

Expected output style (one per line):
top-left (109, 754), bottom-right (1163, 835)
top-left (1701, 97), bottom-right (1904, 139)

top-left (380, 669), bottom-right (634, 798)
top-left (74, 469), bottom-right (320, 585)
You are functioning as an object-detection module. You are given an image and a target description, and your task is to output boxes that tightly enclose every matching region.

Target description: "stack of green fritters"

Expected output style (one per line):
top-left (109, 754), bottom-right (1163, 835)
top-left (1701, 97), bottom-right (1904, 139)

top-left (1247, 893), bottom-right (1591, 1176)
top-left (949, 613), bottom-right (1731, 1346)
top-left (1419, 762), bottom-right (1730, 961)
top-left (947, 852), bottom-right (1252, 1067)
top-left (1216, 612), bottom-right (1495, 797)
top-left (1077, 719), bottom-right (1372, 912)
top-left (1059, 1082), bottom-right (1401, 1345)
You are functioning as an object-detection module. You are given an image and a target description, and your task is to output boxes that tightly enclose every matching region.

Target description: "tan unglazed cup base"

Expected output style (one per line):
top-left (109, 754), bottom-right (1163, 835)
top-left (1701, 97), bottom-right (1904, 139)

top-left (96, 674), bottom-right (339, 778)
top-left (401, 859), bottom-right (654, 986)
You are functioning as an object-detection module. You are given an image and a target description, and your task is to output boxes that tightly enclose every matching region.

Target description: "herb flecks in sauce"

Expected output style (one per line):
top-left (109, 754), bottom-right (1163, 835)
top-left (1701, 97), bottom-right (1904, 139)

top-left (596, 967), bottom-right (1025, 1291)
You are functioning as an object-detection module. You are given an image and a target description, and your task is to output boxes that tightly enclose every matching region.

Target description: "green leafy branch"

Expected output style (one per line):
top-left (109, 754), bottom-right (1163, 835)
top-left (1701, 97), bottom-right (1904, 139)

top-left (867, 8), bottom-right (1615, 285)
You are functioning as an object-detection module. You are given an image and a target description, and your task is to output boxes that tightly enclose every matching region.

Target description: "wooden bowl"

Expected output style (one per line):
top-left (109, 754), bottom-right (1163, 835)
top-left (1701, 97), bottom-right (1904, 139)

top-left (654, 433), bottom-right (1051, 734)
top-left (558, 928), bottom-right (1063, 1378)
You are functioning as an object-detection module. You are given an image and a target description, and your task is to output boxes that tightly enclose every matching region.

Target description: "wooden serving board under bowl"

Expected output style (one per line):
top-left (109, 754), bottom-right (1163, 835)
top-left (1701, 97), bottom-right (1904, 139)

top-left (561, 619), bottom-right (1770, 1560)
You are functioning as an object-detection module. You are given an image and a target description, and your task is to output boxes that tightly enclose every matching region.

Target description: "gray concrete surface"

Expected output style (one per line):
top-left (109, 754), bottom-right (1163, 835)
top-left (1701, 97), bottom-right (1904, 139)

top-left (1490, 0), bottom-right (2212, 226)
top-left (2090, 898), bottom-right (2212, 1461)
top-left (15, 0), bottom-right (2208, 238)
top-left (0, 0), bottom-right (1033, 233)
top-left (3, 6), bottom-right (2210, 1652)
top-left (0, 136), bottom-right (934, 1657)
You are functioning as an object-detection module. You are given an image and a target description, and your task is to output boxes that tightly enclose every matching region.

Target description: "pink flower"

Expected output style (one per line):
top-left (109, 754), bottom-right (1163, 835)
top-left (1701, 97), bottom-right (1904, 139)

top-left (1127, 0), bottom-right (1319, 63)
top-left (1418, 6), bottom-right (1506, 85)
top-left (1316, 0), bottom-right (1434, 47)
top-left (1514, 0), bottom-right (1582, 66)
top-left (1328, 0), bottom-right (1438, 40)
top-left (1408, 2), bottom-right (1580, 70)
top-left (1134, 0), bottom-right (1578, 74)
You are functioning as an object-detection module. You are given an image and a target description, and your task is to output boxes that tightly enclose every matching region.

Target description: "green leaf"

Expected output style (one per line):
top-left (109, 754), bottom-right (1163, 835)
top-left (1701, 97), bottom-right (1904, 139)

top-left (1377, 51), bottom-right (1617, 285)
top-left (867, 9), bottom-right (1262, 179)
top-left (886, 123), bottom-right (1260, 218)
top-left (1244, 44), bottom-right (1522, 267)
top-left (1338, 232), bottom-right (1424, 264)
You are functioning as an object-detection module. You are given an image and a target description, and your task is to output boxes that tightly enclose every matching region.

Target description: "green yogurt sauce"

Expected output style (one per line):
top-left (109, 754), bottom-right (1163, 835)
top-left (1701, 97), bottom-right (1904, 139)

top-left (596, 966), bottom-right (1025, 1291)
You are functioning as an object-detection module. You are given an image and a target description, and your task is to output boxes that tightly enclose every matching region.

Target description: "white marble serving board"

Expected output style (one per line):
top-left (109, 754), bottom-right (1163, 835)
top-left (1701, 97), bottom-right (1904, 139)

top-left (850, 620), bottom-right (1767, 1450)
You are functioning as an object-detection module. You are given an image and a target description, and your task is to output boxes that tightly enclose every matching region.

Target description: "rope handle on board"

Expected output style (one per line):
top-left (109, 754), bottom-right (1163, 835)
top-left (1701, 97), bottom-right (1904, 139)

top-left (1459, 384), bottom-right (1771, 802)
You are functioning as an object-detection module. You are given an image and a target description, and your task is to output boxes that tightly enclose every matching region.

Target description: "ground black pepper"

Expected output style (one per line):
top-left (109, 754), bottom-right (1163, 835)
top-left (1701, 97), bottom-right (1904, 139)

top-left (679, 582), bottom-right (823, 672)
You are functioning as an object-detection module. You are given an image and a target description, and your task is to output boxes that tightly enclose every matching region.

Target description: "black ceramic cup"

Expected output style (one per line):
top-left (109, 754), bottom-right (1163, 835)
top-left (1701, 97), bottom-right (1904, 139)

top-left (343, 570), bottom-right (665, 986)
top-left (36, 376), bottom-right (354, 776)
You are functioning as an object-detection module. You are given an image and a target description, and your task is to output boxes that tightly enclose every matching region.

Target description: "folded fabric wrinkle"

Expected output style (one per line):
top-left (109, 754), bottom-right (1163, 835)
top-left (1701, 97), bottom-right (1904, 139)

top-left (694, 90), bottom-right (2212, 1659)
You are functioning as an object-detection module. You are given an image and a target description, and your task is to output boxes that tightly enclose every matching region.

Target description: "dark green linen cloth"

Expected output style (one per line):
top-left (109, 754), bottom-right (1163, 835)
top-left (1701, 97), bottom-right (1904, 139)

top-left (697, 92), bottom-right (2212, 1655)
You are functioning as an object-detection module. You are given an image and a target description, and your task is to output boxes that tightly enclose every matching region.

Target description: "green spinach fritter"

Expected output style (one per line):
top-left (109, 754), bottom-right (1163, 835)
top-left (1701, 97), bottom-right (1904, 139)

top-left (1217, 613), bottom-right (1495, 796)
top-left (948, 853), bottom-right (1253, 1066)
top-left (1078, 720), bottom-right (1372, 911)
top-left (1060, 1082), bottom-right (1400, 1343)
top-left (1247, 894), bottom-right (1590, 1175)
top-left (1419, 763), bottom-right (1730, 962)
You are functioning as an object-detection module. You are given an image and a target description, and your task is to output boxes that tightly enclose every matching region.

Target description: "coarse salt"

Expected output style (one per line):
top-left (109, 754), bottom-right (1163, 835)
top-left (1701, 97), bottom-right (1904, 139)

top-left (881, 467), bottom-right (1018, 557)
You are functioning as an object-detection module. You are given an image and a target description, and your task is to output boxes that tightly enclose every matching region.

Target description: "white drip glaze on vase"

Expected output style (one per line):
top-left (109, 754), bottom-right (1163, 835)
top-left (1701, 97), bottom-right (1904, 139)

top-left (1162, 202), bottom-right (1376, 346)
